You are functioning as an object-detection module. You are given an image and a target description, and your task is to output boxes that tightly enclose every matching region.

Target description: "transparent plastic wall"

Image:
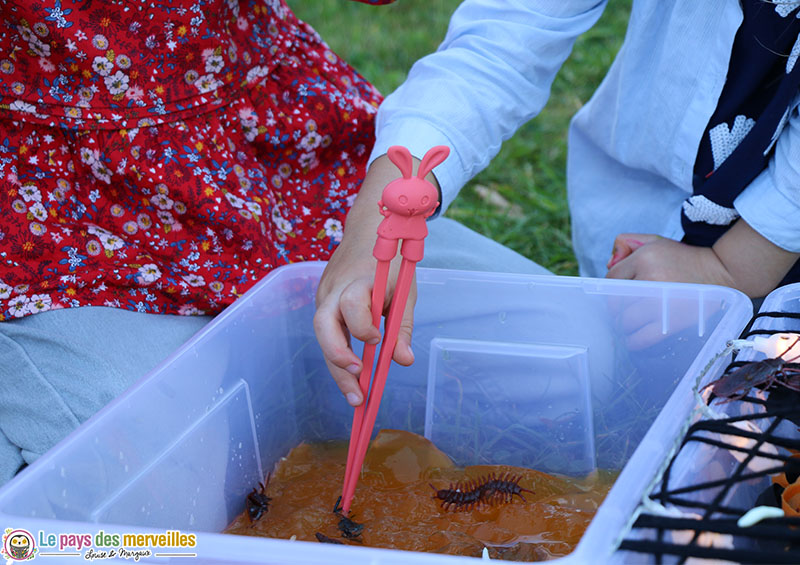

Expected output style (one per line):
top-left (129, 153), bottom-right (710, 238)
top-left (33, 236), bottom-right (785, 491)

top-left (0, 263), bottom-right (751, 564)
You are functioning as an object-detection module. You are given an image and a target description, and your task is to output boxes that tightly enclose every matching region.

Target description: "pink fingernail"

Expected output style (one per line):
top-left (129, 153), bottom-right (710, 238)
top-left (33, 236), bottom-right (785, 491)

top-left (346, 393), bottom-right (361, 406)
top-left (346, 363), bottom-right (360, 375)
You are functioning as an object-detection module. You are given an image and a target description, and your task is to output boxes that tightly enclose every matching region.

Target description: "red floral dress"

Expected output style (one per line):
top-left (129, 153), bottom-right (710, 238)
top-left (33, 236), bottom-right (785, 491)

top-left (0, 0), bottom-right (390, 319)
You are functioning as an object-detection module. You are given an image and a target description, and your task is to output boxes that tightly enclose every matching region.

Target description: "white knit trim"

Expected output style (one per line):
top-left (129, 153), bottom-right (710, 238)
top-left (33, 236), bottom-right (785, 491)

top-left (709, 115), bottom-right (755, 170)
top-left (772, 1), bottom-right (800, 18)
top-left (788, 31), bottom-right (800, 73)
top-left (682, 195), bottom-right (739, 225)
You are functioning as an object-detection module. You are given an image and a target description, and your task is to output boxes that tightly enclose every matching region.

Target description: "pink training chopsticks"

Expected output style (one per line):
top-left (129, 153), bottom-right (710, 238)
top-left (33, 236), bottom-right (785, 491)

top-left (339, 145), bottom-right (450, 515)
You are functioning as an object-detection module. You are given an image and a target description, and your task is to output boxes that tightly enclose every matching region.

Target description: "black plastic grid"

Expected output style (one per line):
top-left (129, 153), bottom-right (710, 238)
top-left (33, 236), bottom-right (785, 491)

top-left (618, 311), bottom-right (800, 564)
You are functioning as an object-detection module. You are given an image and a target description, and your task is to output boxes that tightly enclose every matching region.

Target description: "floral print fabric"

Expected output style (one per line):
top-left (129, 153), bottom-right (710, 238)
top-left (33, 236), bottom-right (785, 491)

top-left (0, 0), bottom-right (391, 319)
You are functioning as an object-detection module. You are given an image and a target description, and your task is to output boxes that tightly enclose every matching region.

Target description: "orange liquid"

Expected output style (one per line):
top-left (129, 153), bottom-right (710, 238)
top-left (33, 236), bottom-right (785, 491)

top-left (225, 430), bottom-right (616, 561)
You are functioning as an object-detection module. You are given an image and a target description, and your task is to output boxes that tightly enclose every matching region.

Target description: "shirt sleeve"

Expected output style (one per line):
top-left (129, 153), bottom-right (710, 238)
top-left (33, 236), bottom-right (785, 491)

top-left (735, 104), bottom-right (800, 253)
top-left (369, 0), bottom-right (608, 213)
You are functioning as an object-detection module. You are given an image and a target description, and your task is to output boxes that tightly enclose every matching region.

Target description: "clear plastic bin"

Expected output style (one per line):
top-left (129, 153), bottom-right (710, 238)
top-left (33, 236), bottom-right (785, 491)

top-left (0, 263), bottom-right (751, 564)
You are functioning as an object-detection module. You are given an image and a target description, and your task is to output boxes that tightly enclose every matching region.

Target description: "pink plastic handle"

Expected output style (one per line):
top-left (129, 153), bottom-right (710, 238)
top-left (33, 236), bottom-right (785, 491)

top-left (339, 145), bottom-right (449, 515)
top-left (340, 258), bottom-right (390, 508)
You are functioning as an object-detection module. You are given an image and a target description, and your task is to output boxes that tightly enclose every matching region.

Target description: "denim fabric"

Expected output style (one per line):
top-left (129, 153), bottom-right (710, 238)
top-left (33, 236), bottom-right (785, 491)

top-left (0, 307), bottom-right (212, 485)
top-left (422, 217), bottom-right (552, 275)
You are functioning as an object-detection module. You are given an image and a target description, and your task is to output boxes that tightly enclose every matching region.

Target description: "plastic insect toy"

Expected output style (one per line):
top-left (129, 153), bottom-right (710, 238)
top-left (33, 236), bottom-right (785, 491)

top-left (430, 480), bottom-right (484, 511)
top-left (480, 472), bottom-right (534, 504)
top-left (315, 532), bottom-right (344, 545)
top-left (245, 474), bottom-right (272, 524)
top-left (704, 336), bottom-right (800, 401)
top-left (340, 145), bottom-right (450, 515)
top-left (336, 514), bottom-right (364, 542)
top-left (430, 473), bottom-right (533, 511)
top-left (333, 496), bottom-right (364, 541)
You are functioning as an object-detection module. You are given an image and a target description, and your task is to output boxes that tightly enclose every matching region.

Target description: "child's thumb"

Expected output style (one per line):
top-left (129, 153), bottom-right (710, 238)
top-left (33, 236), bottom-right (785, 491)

top-left (392, 294), bottom-right (416, 367)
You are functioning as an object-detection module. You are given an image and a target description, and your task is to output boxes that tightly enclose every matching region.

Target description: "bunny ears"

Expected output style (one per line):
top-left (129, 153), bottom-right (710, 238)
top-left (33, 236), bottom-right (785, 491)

top-left (387, 145), bottom-right (450, 180)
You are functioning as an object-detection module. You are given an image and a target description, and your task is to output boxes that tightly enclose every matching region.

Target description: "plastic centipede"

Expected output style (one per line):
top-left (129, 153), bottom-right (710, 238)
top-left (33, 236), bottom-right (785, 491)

top-left (430, 472), bottom-right (533, 511)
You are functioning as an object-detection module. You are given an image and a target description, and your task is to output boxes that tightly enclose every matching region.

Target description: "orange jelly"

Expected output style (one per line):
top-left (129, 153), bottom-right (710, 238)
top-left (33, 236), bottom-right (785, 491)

top-left (225, 430), bottom-right (616, 561)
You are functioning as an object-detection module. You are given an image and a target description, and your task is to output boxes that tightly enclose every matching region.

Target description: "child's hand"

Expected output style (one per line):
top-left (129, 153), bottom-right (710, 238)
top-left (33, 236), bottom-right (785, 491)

top-left (314, 155), bottom-right (419, 407)
top-left (605, 233), bottom-right (739, 350)
top-left (605, 233), bottom-right (736, 287)
top-left (606, 235), bottom-right (647, 269)
top-left (606, 221), bottom-right (799, 299)
top-left (314, 239), bottom-right (416, 407)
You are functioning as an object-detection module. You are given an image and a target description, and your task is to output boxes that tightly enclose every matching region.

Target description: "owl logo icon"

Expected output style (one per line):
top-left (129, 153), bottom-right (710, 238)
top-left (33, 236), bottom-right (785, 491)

top-left (1, 528), bottom-right (36, 561)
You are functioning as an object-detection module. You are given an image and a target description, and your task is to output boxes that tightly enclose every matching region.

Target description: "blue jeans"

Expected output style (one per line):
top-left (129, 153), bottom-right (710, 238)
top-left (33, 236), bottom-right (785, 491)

top-left (0, 218), bottom-right (549, 485)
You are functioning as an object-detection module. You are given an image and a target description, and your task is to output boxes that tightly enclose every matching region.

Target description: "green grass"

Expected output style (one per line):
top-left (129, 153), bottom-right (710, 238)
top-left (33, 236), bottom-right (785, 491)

top-left (287, 0), bottom-right (633, 275)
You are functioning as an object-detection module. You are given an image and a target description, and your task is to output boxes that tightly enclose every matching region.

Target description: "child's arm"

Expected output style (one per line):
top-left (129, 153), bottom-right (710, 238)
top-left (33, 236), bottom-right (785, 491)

top-left (370, 1), bottom-right (609, 220)
top-left (314, 155), bottom-right (432, 406)
top-left (606, 219), bottom-right (799, 298)
top-left (314, 0), bottom-right (610, 404)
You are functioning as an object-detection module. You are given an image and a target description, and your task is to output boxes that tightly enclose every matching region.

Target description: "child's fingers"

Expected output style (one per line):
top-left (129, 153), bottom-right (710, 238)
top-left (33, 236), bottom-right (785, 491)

top-left (339, 279), bottom-right (382, 346)
top-left (313, 294), bottom-right (366, 406)
top-left (606, 253), bottom-right (637, 280)
top-left (607, 238), bottom-right (635, 269)
top-left (338, 272), bottom-right (416, 367)
top-left (607, 233), bottom-right (657, 269)
top-left (606, 237), bottom-right (660, 280)
top-left (616, 295), bottom-right (656, 330)
top-left (626, 319), bottom-right (669, 351)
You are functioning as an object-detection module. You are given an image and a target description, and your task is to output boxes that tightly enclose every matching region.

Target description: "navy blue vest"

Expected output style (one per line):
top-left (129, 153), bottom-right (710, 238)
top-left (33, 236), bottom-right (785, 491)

top-left (683, 0), bottom-right (800, 287)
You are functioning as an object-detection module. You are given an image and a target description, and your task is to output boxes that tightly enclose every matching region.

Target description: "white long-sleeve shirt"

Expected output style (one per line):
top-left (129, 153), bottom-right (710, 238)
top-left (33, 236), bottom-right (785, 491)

top-left (369, 0), bottom-right (800, 278)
